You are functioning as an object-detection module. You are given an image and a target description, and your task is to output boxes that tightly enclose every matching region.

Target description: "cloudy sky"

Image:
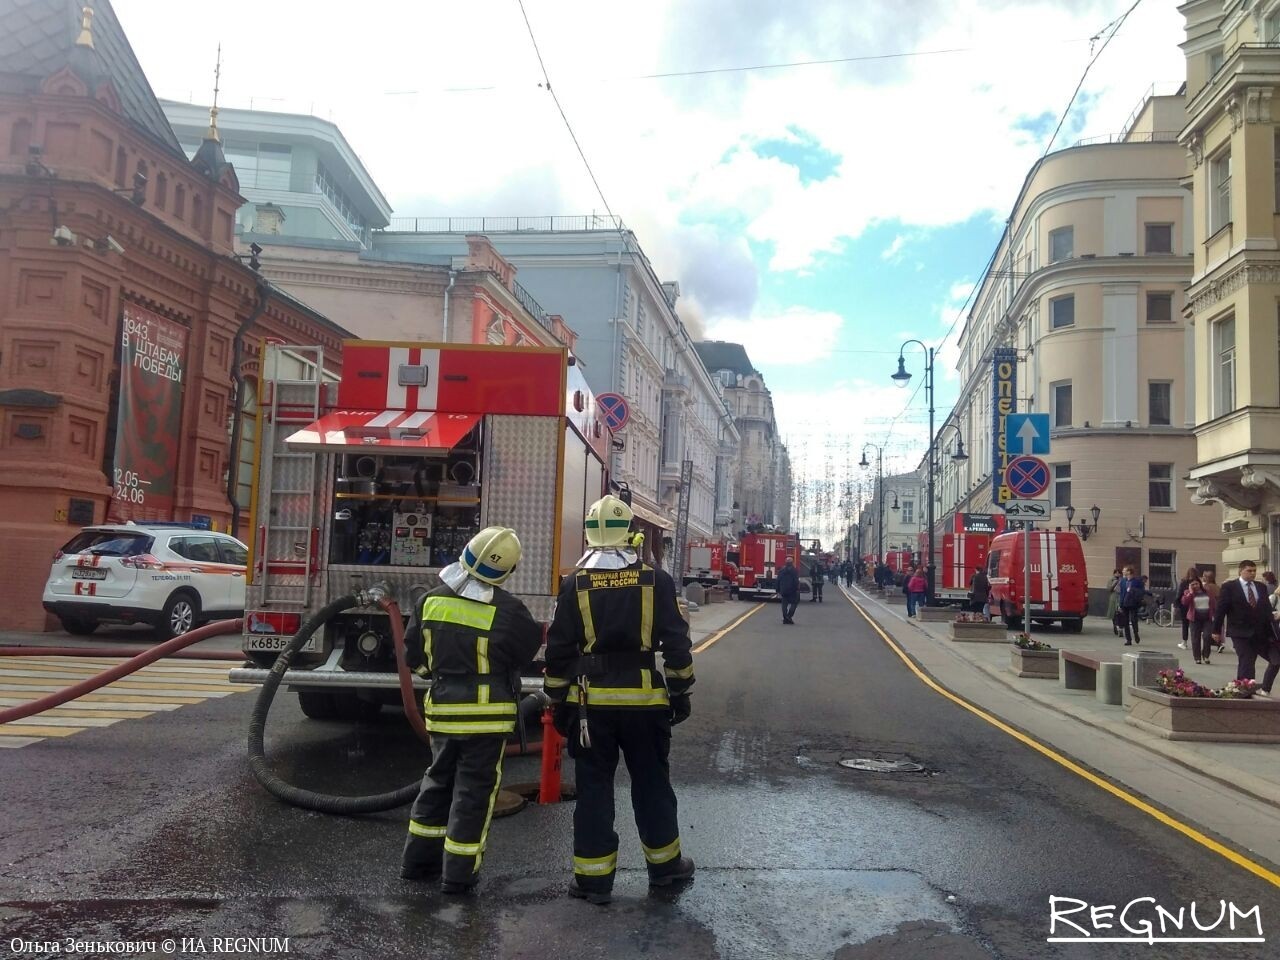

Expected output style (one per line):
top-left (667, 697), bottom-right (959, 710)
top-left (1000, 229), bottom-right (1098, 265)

top-left (117, 0), bottom-right (1185, 547)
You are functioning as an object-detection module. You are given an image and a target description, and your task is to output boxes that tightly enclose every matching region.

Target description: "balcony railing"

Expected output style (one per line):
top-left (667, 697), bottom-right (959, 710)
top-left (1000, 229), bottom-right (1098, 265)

top-left (511, 280), bottom-right (553, 333)
top-left (379, 214), bottom-right (627, 234)
top-left (1071, 131), bottom-right (1180, 147)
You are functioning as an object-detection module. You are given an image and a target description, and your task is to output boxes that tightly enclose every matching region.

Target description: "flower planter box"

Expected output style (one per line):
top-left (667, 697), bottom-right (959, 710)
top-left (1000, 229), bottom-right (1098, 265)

top-left (948, 620), bottom-right (1008, 642)
top-left (1010, 645), bottom-right (1059, 679)
top-left (1125, 687), bottom-right (1280, 742)
top-left (916, 606), bottom-right (954, 623)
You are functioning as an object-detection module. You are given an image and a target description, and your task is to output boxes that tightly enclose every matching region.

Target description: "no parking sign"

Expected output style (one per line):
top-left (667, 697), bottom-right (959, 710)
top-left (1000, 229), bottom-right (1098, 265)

top-left (597, 393), bottom-right (630, 431)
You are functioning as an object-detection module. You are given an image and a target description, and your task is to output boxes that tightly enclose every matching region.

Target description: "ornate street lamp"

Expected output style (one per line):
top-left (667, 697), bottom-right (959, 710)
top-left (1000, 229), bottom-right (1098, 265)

top-left (1064, 504), bottom-right (1102, 541)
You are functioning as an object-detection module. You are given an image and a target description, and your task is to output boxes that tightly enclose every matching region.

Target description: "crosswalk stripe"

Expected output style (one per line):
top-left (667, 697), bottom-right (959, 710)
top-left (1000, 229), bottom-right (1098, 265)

top-left (0, 726), bottom-right (77, 737)
top-left (1, 668), bottom-right (240, 687)
top-left (0, 688), bottom-right (204, 704)
top-left (0, 676), bottom-right (236, 694)
top-left (0, 736), bottom-right (42, 748)
top-left (12, 659), bottom-right (239, 677)
top-left (0, 696), bottom-right (187, 711)
top-left (7, 715), bottom-right (120, 728)
top-left (26, 707), bottom-right (152, 719)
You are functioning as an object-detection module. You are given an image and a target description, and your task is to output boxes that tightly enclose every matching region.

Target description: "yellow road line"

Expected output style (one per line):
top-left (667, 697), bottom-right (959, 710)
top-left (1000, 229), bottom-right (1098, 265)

top-left (693, 603), bottom-right (764, 655)
top-left (841, 589), bottom-right (1280, 890)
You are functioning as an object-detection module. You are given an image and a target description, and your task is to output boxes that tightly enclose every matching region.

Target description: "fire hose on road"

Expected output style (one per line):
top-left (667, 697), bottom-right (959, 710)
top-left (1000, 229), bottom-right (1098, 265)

top-left (0, 619), bottom-right (245, 724)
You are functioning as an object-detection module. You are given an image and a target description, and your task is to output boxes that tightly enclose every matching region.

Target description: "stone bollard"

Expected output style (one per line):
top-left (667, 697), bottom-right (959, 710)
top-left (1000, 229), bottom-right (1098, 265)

top-left (1122, 650), bottom-right (1179, 708)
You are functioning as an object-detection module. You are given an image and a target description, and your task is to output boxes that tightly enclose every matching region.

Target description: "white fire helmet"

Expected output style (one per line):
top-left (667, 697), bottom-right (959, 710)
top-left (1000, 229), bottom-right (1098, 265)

top-left (460, 526), bottom-right (522, 585)
top-left (585, 495), bottom-right (634, 548)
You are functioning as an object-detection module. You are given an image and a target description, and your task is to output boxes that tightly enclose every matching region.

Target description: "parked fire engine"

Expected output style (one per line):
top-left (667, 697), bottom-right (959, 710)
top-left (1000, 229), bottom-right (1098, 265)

top-left (231, 341), bottom-right (611, 719)
top-left (933, 513), bottom-right (1007, 605)
top-left (684, 538), bottom-right (732, 588)
top-left (736, 530), bottom-right (801, 600)
top-left (985, 529), bottom-right (1088, 632)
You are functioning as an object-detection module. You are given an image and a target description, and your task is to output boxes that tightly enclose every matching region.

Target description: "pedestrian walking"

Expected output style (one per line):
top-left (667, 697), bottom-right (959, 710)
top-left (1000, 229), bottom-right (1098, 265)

top-left (1105, 569), bottom-right (1122, 636)
top-left (777, 556), bottom-right (800, 624)
top-left (1174, 566), bottom-right (1198, 650)
top-left (544, 494), bottom-right (696, 905)
top-left (401, 527), bottom-right (544, 893)
top-left (1117, 566), bottom-right (1145, 646)
top-left (1202, 570), bottom-right (1222, 652)
top-left (906, 568), bottom-right (927, 618)
top-left (1212, 560), bottom-right (1280, 694)
top-left (1180, 578), bottom-right (1215, 665)
top-left (1264, 571), bottom-right (1278, 598)
top-left (969, 566), bottom-right (991, 619)
top-left (843, 560), bottom-right (854, 588)
top-left (809, 560), bottom-right (824, 603)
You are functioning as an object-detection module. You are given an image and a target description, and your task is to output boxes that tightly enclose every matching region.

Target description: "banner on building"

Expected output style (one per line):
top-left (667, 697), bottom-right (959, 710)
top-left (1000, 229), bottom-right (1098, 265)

top-left (990, 347), bottom-right (1017, 506)
top-left (106, 304), bottom-right (189, 522)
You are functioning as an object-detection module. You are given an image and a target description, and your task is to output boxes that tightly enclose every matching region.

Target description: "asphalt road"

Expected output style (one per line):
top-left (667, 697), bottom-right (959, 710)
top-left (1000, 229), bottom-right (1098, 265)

top-left (2, 593), bottom-right (1279, 959)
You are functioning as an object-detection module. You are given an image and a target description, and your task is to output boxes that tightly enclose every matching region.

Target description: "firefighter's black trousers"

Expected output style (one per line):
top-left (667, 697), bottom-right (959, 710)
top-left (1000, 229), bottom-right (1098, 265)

top-left (402, 734), bottom-right (506, 884)
top-left (568, 707), bottom-right (682, 893)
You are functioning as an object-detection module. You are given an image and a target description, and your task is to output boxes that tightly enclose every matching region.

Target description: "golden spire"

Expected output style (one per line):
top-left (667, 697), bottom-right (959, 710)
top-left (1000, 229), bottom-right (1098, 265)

top-left (206, 44), bottom-right (222, 142)
top-left (75, 4), bottom-right (95, 48)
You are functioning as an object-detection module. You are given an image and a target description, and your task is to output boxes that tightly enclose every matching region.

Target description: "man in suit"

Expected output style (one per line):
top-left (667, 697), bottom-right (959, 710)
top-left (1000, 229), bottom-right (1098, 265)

top-left (1212, 559), bottom-right (1280, 694)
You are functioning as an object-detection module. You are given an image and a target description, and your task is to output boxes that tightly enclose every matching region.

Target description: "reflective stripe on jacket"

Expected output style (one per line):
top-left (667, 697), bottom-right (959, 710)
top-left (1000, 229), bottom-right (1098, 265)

top-left (544, 561), bottom-right (694, 709)
top-left (403, 584), bottom-right (543, 736)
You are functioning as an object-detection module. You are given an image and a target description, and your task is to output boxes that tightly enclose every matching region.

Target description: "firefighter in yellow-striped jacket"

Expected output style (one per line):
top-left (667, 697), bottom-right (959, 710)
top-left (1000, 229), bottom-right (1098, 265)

top-left (545, 494), bottom-right (696, 905)
top-left (401, 526), bottom-right (543, 894)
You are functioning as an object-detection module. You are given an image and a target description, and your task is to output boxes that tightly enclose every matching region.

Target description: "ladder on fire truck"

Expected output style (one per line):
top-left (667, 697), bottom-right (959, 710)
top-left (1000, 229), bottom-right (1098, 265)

top-left (254, 344), bottom-right (328, 610)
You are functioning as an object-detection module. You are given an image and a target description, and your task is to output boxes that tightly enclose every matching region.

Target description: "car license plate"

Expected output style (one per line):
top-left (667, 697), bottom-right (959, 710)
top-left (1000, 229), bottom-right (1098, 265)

top-left (72, 568), bottom-right (108, 580)
top-left (1030, 602), bottom-right (1047, 610)
top-left (244, 635), bottom-right (320, 653)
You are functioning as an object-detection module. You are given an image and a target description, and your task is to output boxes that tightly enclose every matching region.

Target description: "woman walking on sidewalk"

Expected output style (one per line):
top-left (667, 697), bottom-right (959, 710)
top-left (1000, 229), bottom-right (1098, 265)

top-left (1174, 566), bottom-right (1197, 651)
top-left (1202, 570), bottom-right (1222, 652)
top-left (1180, 577), bottom-right (1215, 664)
top-left (906, 568), bottom-right (928, 618)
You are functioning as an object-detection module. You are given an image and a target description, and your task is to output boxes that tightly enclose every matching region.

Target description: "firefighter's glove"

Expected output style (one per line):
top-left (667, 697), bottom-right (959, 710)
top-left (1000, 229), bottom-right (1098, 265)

top-left (669, 695), bottom-right (691, 726)
top-left (552, 702), bottom-right (575, 737)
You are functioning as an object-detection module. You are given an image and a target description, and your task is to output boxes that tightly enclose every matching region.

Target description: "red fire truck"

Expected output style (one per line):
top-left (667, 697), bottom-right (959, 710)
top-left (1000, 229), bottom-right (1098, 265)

top-left (684, 538), bottom-right (731, 588)
top-left (985, 529), bottom-right (1088, 632)
top-left (231, 340), bottom-right (612, 718)
top-left (736, 531), bottom-right (802, 600)
top-left (934, 513), bottom-right (1007, 605)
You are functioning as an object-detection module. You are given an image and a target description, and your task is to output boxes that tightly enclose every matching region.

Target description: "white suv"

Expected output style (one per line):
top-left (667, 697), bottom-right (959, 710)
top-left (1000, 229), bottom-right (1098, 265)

top-left (43, 523), bottom-right (248, 639)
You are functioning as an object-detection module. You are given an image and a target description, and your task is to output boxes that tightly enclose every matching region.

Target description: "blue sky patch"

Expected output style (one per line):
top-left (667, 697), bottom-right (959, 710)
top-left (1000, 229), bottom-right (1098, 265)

top-left (752, 127), bottom-right (842, 184)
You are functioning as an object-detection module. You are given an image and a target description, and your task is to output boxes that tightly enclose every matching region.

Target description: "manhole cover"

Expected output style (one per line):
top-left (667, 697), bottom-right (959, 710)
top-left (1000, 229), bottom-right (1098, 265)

top-left (839, 758), bottom-right (926, 773)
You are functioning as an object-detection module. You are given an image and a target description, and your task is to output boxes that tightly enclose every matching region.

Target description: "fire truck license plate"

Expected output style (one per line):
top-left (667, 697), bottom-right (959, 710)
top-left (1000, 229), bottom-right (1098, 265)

top-left (72, 568), bottom-right (108, 580)
top-left (245, 635), bottom-right (320, 653)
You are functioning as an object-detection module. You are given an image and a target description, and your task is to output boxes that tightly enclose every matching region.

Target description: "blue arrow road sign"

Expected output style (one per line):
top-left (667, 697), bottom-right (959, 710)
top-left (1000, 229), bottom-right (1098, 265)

top-left (1006, 413), bottom-right (1050, 455)
top-left (1005, 456), bottom-right (1051, 499)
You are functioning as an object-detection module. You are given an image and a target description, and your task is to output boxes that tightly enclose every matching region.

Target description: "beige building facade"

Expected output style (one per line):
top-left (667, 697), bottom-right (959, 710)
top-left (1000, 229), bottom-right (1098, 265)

top-left (857, 471), bottom-right (923, 563)
top-left (942, 93), bottom-right (1224, 601)
top-left (1180, 0), bottom-right (1280, 570)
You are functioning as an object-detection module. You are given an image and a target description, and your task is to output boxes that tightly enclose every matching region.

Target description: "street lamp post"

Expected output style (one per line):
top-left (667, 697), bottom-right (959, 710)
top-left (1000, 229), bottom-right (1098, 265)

top-left (858, 444), bottom-right (885, 565)
top-left (892, 341), bottom-right (936, 602)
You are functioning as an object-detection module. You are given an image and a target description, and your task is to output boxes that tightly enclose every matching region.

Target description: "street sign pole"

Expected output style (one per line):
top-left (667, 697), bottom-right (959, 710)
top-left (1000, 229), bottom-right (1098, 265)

top-left (1024, 518), bottom-right (1032, 639)
top-left (1004, 453), bottom-right (1050, 639)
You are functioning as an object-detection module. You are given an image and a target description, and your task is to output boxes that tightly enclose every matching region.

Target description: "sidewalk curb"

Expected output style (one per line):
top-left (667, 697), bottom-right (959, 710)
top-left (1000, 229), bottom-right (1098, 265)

top-left (846, 584), bottom-right (1280, 810)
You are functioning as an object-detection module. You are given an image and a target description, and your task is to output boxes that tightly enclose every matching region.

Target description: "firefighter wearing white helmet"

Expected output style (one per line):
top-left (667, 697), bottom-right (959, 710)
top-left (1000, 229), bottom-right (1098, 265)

top-left (401, 526), bottom-right (542, 894)
top-left (544, 495), bottom-right (696, 905)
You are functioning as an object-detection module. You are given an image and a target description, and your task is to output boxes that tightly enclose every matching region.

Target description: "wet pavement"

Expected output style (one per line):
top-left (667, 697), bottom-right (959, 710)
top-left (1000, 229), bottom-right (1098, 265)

top-left (2, 595), bottom-right (1279, 959)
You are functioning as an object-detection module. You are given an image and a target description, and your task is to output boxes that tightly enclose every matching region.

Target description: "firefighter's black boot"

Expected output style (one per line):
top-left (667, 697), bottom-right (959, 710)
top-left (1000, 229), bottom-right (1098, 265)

top-left (568, 880), bottom-right (612, 905)
top-left (648, 856), bottom-right (695, 887)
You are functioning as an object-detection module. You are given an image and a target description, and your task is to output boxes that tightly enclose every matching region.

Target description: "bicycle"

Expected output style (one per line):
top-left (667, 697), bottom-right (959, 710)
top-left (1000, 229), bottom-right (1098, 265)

top-left (1140, 592), bottom-right (1175, 627)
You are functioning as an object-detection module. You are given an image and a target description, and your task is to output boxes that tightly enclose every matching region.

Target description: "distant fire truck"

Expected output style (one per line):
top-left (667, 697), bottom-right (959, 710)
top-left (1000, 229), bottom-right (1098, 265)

top-left (231, 341), bottom-right (610, 719)
top-left (736, 531), bottom-right (801, 600)
top-left (684, 538), bottom-right (733, 588)
top-left (933, 513), bottom-right (1007, 604)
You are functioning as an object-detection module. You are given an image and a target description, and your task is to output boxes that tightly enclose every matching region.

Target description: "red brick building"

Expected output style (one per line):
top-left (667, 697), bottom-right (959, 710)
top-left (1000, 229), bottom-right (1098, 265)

top-left (0, 0), bottom-right (351, 629)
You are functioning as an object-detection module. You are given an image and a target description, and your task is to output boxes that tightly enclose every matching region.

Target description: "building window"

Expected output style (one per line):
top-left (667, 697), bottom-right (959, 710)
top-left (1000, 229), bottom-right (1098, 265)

top-left (1053, 463), bottom-right (1071, 508)
top-left (1050, 295), bottom-right (1075, 330)
top-left (192, 194), bottom-right (204, 231)
top-left (1149, 381), bottom-right (1172, 426)
top-left (900, 500), bottom-right (914, 524)
top-left (1275, 129), bottom-right (1280, 212)
top-left (1214, 315), bottom-right (1236, 417)
top-left (1049, 226), bottom-right (1073, 263)
top-left (1149, 463), bottom-right (1174, 510)
top-left (1208, 47), bottom-right (1225, 76)
top-left (1210, 149), bottom-right (1232, 234)
top-left (1145, 223), bottom-right (1173, 254)
top-left (1267, 12), bottom-right (1280, 42)
top-left (1146, 292), bottom-right (1173, 324)
top-left (1148, 549), bottom-right (1176, 590)
top-left (174, 183), bottom-right (186, 220)
top-left (154, 172), bottom-right (167, 211)
top-left (1052, 381), bottom-right (1072, 428)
